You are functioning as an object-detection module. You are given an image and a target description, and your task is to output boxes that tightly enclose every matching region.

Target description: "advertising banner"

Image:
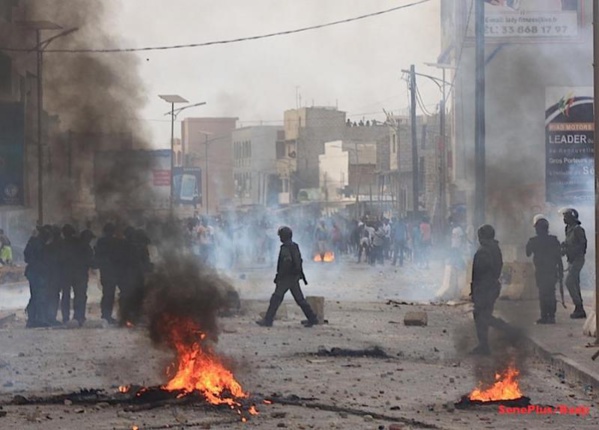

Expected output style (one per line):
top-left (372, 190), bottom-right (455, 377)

top-left (0, 102), bottom-right (24, 206)
top-left (545, 87), bottom-right (593, 206)
top-left (468, 0), bottom-right (581, 43)
top-left (173, 166), bottom-right (202, 206)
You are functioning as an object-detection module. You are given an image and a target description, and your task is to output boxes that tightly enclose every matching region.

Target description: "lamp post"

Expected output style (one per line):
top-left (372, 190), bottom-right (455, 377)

top-left (18, 21), bottom-right (78, 225)
top-left (159, 95), bottom-right (206, 214)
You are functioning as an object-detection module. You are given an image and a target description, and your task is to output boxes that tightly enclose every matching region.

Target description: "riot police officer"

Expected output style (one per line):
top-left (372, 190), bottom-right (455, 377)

top-left (560, 208), bottom-right (587, 319)
top-left (256, 226), bottom-right (318, 327)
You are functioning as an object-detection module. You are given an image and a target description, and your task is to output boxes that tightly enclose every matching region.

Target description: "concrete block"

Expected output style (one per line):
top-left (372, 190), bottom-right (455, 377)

top-left (583, 311), bottom-right (596, 337)
top-left (499, 262), bottom-right (536, 300)
top-left (83, 319), bottom-right (109, 329)
top-left (436, 264), bottom-right (468, 301)
top-left (306, 296), bottom-right (325, 324)
top-left (404, 311), bottom-right (428, 326)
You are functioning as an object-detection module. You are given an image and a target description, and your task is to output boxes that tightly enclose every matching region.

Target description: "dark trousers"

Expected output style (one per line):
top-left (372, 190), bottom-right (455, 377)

top-left (264, 278), bottom-right (317, 325)
top-left (473, 298), bottom-right (511, 348)
top-left (100, 276), bottom-right (120, 320)
top-left (536, 275), bottom-right (557, 319)
top-left (26, 273), bottom-right (48, 326)
top-left (392, 240), bottom-right (406, 266)
top-left (119, 272), bottom-right (144, 324)
top-left (47, 276), bottom-right (65, 322)
top-left (565, 257), bottom-right (584, 307)
top-left (62, 274), bottom-right (88, 323)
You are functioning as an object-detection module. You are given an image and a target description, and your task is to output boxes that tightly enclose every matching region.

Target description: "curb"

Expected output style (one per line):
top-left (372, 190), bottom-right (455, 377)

top-left (528, 335), bottom-right (599, 393)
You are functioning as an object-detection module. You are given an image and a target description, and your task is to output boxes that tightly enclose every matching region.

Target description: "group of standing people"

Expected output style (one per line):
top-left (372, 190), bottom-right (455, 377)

top-left (352, 216), bottom-right (432, 268)
top-left (470, 207), bottom-right (588, 355)
top-left (24, 222), bottom-right (152, 328)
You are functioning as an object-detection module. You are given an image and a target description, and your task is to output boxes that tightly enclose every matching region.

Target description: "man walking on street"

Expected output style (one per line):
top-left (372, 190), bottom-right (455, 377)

top-left (526, 215), bottom-right (563, 324)
top-left (560, 208), bottom-right (587, 319)
top-left (256, 226), bottom-right (318, 328)
top-left (470, 224), bottom-right (513, 355)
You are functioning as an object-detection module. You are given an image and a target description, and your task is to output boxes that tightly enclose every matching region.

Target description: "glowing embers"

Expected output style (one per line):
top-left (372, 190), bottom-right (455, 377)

top-left (313, 251), bottom-right (335, 262)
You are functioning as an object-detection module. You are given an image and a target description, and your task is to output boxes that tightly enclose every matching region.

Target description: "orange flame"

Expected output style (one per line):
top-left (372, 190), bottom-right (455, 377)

top-left (118, 385), bottom-right (130, 393)
top-left (313, 252), bottom-right (335, 262)
top-left (160, 316), bottom-right (254, 413)
top-left (125, 321), bottom-right (134, 328)
top-left (469, 367), bottom-right (523, 401)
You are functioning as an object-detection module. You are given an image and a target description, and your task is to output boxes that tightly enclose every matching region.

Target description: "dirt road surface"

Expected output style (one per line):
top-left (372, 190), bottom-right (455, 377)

top-left (0, 260), bottom-right (597, 429)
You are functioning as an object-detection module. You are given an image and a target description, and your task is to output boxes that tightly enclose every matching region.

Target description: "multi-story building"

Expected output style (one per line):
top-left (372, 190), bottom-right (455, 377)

top-left (232, 125), bottom-right (283, 207)
top-left (181, 117), bottom-right (238, 215)
top-left (440, 0), bottom-right (592, 243)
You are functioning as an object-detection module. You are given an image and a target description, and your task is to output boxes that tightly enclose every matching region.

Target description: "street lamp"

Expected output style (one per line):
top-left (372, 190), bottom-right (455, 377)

top-left (18, 21), bottom-right (78, 225)
top-left (159, 95), bottom-right (206, 214)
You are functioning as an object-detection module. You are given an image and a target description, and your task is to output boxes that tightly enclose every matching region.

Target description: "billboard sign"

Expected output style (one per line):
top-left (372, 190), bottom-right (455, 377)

top-left (173, 167), bottom-right (202, 206)
top-left (545, 87), bottom-right (593, 206)
top-left (0, 102), bottom-right (24, 206)
top-left (468, 0), bottom-right (581, 43)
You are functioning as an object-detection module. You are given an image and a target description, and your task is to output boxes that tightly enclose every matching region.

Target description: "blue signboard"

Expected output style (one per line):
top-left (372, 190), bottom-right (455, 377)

top-left (173, 166), bottom-right (202, 206)
top-left (0, 102), bottom-right (24, 206)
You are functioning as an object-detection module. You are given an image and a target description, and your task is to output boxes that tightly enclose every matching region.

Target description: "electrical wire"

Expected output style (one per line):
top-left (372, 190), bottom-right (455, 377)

top-left (415, 82), bottom-right (434, 116)
top-left (0, 0), bottom-right (432, 54)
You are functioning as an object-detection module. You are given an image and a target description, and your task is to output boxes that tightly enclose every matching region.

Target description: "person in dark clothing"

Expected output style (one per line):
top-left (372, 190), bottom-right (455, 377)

top-left (256, 226), bottom-right (318, 328)
top-left (526, 216), bottom-right (564, 324)
top-left (24, 226), bottom-right (52, 328)
top-left (392, 218), bottom-right (408, 267)
top-left (45, 225), bottom-right (66, 326)
top-left (119, 227), bottom-right (152, 325)
top-left (61, 224), bottom-right (94, 326)
top-left (560, 208), bottom-right (587, 319)
top-left (470, 224), bottom-right (513, 355)
top-left (95, 223), bottom-right (124, 324)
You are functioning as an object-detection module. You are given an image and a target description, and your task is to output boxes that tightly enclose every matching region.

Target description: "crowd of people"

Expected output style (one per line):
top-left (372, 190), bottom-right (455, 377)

top-left (23, 222), bottom-right (152, 328)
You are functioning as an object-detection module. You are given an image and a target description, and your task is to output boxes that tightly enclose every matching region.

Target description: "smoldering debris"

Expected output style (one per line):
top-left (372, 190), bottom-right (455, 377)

top-left (142, 259), bottom-right (223, 344)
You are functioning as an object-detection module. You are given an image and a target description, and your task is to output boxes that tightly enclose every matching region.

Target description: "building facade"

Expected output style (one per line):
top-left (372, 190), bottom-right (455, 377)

top-left (232, 125), bottom-right (283, 207)
top-left (181, 117), bottom-right (238, 215)
top-left (441, 0), bottom-right (592, 243)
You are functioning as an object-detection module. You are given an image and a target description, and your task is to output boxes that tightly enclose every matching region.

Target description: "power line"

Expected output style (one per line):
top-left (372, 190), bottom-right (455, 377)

top-left (0, 0), bottom-right (432, 54)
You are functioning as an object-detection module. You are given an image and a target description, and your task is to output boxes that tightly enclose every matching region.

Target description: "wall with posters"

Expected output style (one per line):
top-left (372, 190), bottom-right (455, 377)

top-left (545, 87), bottom-right (593, 205)
top-left (442, 0), bottom-right (593, 245)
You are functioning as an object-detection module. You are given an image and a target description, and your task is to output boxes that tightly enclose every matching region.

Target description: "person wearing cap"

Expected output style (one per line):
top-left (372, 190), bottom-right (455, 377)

top-left (470, 224), bottom-right (513, 355)
top-left (526, 216), bottom-right (563, 324)
top-left (256, 226), bottom-right (318, 328)
top-left (560, 208), bottom-right (587, 319)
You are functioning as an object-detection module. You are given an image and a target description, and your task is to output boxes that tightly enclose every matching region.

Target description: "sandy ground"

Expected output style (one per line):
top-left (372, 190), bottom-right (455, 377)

top-left (0, 258), bottom-right (597, 429)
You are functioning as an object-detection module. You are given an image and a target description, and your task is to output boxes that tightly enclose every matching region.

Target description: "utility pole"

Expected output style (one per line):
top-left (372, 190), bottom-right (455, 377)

top-left (474, 0), bottom-right (486, 229)
top-left (409, 65), bottom-right (420, 216)
top-left (593, 0), bottom-right (599, 345)
top-left (36, 29), bottom-right (43, 225)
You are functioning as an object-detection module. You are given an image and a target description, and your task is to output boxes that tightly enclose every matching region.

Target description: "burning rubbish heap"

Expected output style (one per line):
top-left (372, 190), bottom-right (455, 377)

top-left (121, 251), bottom-right (258, 420)
top-left (456, 364), bottom-right (530, 409)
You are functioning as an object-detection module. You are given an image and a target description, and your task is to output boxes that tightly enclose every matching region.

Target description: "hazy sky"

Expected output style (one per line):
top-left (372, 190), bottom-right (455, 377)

top-left (112, 0), bottom-right (441, 147)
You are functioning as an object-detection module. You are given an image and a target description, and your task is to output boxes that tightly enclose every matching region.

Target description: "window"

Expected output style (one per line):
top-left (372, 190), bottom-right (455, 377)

top-left (392, 134), bottom-right (396, 153)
